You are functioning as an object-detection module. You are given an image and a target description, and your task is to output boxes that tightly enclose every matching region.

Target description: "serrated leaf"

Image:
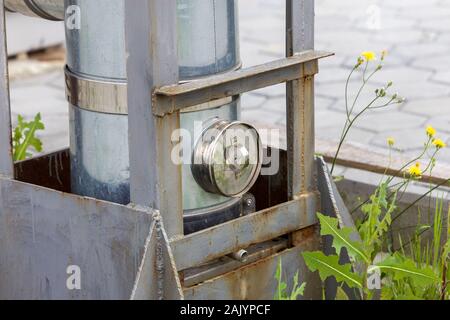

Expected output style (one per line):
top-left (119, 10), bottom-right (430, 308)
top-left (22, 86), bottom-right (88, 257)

top-left (12, 113), bottom-right (45, 161)
top-left (302, 251), bottom-right (363, 289)
top-left (371, 253), bottom-right (439, 288)
top-left (335, 287), bottom-right (349, 300)
top-left (317, 213), bottom-right (370, 263)
top-left (289, 270), bottom-right (306, 300)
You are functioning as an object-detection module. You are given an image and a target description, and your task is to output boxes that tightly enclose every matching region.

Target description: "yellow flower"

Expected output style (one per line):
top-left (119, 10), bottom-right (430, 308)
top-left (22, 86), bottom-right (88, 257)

top-left (387, 137), bottom-right (395, 147)
top-left (361, 51), bottom-right (376, 62)
top-left (408, 162), bottom-right (422, 177)
top-left (426, 126), bottom-right (436, 138)
top-left (433, 139), bottom-right (447, 149)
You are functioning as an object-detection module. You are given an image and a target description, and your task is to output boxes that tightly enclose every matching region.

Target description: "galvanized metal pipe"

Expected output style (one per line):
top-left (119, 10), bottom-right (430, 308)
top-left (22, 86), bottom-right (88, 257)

top-left (8, 0), bottom-right (245, 231)
top-left (66, 0), bottom-right (242, 221)
top-left (4, 0), bottom-right (64, 20)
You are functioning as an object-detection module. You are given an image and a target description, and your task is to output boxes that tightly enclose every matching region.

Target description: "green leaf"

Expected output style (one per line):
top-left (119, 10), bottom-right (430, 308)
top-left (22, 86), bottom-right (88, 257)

top-left (274, 259), bottom-right (306, 300)
top-left (12, 113), bottom-right (45, 161)
top-left (302, 251), bottom-right (363, 289)
top-left (317, 213), bottom-right (370, 263)
top-left (289, 271), bottom-right (306, 300)
top-left (274, 258), bottom-right (287, 300)
top-left (372, 253), bottom-right (439, 288)
top-left (335, 287), bottom-right (349, 300)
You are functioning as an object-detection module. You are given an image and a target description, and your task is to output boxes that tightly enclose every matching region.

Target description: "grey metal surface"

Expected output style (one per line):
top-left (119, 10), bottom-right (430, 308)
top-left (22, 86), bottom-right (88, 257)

top-left (316, 157), bottom-right (362, 300)
top-left (286, 0), bottom-right (316, 200)
top-left (125, 0), bottom-right (182, 238)
top-left (183, 243), bottom-right (321, 300)
top-left (65, 0), bottom-right (130, 204)
top-left (171, 194), bottom-right (318, 271)
top-left (183, 239), bottom-right (288, 288)
top-left (177, 0), bottom-right (240, 79)
top-left (0, 176), bottom-right (153, 299)
top-left (130, 222), bottom-right (159, 300)
top-left (0, 1), bottom-right (13, 178)
top-left (4, 0), bottom-right (63, 20)
top-left (69, 104), bottom-right (131, 204)
top-left (69, 0), bottom-right (242, 215)
top-left (65, 67), bottom-right (128, 115)
top-left (131, 213), bottom-right (184, 300)
top-left (154, 51), bottom-right (329, 116)
top-left (286, 0), bottom-right (314, 56)
top-left (65, 0), bottom-right (126, 80)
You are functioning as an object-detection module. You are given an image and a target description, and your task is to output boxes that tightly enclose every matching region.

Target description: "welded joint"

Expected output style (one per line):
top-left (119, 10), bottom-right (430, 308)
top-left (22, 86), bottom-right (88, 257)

top-left (152, 211), bottom-right (165, 300)
top-left (152, 210), bottom-right (185, 300)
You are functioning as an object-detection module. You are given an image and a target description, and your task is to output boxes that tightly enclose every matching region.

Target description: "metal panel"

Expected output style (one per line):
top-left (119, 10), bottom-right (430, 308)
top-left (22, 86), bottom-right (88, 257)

top-left (183, 241), bottom-right (322, 300)
top-left (124, 0), bottom-right (183, 238)
top-left (130, 222), bottom-right (159, 300)
top-left (183, 239), bottom-right (289, 288)
top-left (286, 0), bottom-right (316, 200)
top-left (131, 216), bottom-right (184, 300)
top-left (154, 51), bottom-right (331, 116)
top-left (171, 194), bottom-right (318, 271)
top-left (316, 157), bottom-right (362, 300)
top-left (0, 1), bottom-right (13, 178)
top-left (0, 177), bottom-right (153, 299)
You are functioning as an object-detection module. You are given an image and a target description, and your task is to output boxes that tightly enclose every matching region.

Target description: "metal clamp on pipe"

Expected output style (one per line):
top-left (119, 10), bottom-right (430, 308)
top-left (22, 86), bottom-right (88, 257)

top-left (65, 66), bottom-right (128, 115)
top-left (5, 0), bottom-right (64, 20)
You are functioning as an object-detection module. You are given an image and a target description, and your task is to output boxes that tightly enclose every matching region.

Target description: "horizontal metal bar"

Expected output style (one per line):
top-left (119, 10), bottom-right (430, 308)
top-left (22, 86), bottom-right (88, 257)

top-left (183, 241), bottom-right (321, 300)
top-left (170, 193), bottom-right (319, 271)
top-left (183, 238), bottom-right (289, 288)
top-left (154, 50), bottom-right (333, 116)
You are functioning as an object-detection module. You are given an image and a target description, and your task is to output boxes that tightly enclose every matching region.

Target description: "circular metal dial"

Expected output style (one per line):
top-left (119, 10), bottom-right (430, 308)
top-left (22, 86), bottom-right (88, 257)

top-left (192, 119), bottom-right (263, 197)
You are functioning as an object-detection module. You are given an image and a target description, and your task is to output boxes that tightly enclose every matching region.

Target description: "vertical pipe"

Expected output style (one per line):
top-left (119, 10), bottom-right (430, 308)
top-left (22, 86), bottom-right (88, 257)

top-left (66, 0), bottom-right (131, 204)
top-left (0, 0), bottom-right (13, 178)
top-left (65, 0), bottom-right (244, 235)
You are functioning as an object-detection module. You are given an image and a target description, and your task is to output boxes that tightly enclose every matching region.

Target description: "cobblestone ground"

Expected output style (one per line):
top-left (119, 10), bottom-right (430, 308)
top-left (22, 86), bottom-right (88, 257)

top-left (240, 0), bottom-right (450, 162)
top-left (8, 0), bottom-right (450, 164)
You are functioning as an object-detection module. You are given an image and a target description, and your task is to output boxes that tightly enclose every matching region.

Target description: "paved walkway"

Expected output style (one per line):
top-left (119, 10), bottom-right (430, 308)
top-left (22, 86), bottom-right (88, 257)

top-left (240, 0), bottom-right (450, 163)
top-left (8, 0), bottom-right (450, 164)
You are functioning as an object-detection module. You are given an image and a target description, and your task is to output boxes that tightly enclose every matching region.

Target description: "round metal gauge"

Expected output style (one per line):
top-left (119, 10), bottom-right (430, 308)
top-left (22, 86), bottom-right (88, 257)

top-left (191, 119), bottom-right (263, 197)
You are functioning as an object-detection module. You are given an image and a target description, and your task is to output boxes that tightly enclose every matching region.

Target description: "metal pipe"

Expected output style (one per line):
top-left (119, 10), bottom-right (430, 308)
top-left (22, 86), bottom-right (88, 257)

top-left (66, 0), bottom-right (243, 226)
top-left (4, 0), bottom-right (64, 20)
top-left (228, 249), bottom-right (249, 263)
top-left (10, 0), bottom-right (253, 233)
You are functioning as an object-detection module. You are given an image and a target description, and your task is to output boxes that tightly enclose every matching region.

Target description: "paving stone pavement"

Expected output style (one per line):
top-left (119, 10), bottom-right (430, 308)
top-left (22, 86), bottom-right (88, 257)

top-left (239, 0), bottom-right (450, 164)
top-left (8, 0), bottom-right (450, 166)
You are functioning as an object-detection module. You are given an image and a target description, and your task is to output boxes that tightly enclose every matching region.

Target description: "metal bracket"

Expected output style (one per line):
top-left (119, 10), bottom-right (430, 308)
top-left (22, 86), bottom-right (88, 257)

top-left (153, 50), bottom-right (332, 116)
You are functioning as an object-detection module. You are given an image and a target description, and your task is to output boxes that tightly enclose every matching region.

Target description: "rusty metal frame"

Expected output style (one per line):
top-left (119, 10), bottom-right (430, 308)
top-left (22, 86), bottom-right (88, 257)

top-left (0, 0), bottom-right (13, 178)
top-left (153, 51), bottom-right (331, 116)
top-left (0, 0), bottom-right (333, 300)
top-left (124, 0), bottom-right (330, 298)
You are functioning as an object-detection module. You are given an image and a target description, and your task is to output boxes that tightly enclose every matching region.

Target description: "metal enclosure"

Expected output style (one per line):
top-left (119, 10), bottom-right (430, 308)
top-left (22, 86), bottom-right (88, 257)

top-left (0, 0), bottom-right (337, 300)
